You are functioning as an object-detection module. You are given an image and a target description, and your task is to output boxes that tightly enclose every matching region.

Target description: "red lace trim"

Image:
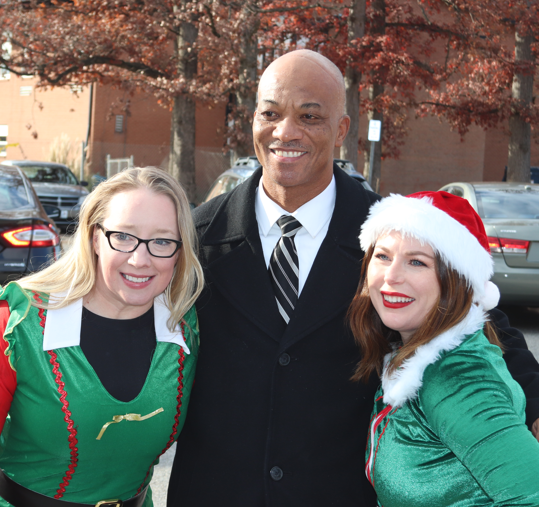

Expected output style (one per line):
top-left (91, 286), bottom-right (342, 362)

top-left (32, 292), bottom-right (46, 331)
top-left (33, 292), bottom-right (79, 498)
top-left (48, 350), bottom-right (80, 498)
top-left (136, 322), bottom-right (187, 493)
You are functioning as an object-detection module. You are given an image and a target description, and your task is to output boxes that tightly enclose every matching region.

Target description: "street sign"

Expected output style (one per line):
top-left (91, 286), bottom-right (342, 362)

top-left (368, 120), bottom-right (382, 142)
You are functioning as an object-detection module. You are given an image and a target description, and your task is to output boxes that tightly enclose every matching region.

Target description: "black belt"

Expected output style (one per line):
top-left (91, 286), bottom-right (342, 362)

top-left (0, 469), bottom-right (148, 507)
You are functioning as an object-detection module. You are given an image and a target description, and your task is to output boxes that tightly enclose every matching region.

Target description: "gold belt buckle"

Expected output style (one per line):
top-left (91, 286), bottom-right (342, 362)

top-left (95, 501), bottom-right (123, 507)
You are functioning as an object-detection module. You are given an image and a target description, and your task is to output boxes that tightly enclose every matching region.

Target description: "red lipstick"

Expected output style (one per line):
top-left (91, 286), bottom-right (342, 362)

top-left (381, 291), bottom-right (415, 309)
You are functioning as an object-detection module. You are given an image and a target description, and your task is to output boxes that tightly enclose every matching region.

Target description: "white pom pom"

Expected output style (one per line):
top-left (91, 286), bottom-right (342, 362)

top-left (480, 281), bottom-right (500, 311)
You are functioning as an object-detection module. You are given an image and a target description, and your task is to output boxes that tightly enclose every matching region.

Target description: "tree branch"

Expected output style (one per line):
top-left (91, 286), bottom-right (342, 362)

top-left (203, 3), bottom-right (221, 38)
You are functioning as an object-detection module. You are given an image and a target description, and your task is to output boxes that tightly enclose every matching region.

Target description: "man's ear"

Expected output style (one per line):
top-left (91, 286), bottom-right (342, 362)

top-left (335, 115), bottom-right (351, 148)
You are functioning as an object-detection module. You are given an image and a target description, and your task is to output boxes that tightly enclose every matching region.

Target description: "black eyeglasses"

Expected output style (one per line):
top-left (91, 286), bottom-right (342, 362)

top-left (97, 224), bottom-right (182, 258)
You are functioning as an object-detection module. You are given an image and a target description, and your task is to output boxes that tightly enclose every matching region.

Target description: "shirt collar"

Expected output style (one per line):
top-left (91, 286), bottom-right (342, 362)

top-left (42, 293), bottom-right (190, 353)
top-left (255, 175), bottom-right (336, 238)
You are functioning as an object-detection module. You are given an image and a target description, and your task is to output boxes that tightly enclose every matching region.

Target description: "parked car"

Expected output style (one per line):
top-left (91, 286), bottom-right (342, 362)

top-left (0, 164), bottom-right (61, 285)
top-left (2, 160), bottom-right (89, 231)
top-left (439, 182), bottom-right (539, 305)
top-left (202, 156), bottom-right (373, 204)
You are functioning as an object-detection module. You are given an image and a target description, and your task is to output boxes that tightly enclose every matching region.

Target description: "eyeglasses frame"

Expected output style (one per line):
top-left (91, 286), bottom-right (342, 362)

top-left (96, 224), bottom-right (182, 258)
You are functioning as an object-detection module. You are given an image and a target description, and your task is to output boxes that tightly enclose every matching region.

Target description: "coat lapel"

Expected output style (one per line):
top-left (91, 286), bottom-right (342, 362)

top-left (200, 165), bottom-right (376, 348)
top-left (200, 169), bottom-right (286, 341)
top-left (280, 167), bottom-right (374, 350)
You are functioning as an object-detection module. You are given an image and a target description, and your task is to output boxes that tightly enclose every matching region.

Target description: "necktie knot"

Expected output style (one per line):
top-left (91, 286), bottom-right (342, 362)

top-left (277, 215), bottom-right (302, 238)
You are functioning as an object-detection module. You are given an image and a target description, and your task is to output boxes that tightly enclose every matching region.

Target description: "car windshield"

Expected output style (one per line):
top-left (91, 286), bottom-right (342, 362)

top-left (476, 188), bottom-right (539, 219)
top-left (19, 164), bottom-right (78, 185)
top-left (0, 173), bottom-right (31, 210)
top-left (204, 175), bottom-right (241, 202)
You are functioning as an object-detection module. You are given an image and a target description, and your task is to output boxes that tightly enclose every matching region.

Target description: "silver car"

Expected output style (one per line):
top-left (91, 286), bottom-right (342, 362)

top-left (203, 157), bottom-right (373, 204)
top-left (439, 182), bottom-right (539, 305)
top-left (2, 160), bottom-right (89, 231)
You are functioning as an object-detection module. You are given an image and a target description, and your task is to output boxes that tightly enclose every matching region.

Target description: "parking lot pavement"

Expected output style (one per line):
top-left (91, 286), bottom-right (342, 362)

top-left (150, 443), bottom-right (176, 507)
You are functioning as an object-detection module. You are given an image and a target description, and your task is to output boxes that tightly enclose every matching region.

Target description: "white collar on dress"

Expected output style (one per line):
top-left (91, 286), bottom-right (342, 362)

top-left (42, 293), bottom-right (190, 354)
top-left (382, 304), bottom-right (486, 407)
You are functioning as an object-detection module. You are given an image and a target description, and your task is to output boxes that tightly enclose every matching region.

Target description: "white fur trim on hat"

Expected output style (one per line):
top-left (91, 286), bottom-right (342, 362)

top-left (359, 194), bottom-right (496, 307)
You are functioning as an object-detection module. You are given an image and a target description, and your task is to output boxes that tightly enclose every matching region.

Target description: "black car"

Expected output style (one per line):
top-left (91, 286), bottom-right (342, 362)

top-left (0, 164), bottom-right (61, 285)
top-left (202, 157), bottom-right (373, 203)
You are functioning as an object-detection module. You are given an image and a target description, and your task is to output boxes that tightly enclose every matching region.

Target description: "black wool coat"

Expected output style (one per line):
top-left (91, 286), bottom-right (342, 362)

top-left (168, 165), bottom-right (381, 506)
top-left (168, 165), bottom-right (539, 507)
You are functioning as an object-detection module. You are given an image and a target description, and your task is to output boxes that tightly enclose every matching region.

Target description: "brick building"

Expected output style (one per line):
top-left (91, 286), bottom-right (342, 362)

top-left (0, 73), bottom-right (229, 201)
top-left (0, 72), bottom-right (537, 200)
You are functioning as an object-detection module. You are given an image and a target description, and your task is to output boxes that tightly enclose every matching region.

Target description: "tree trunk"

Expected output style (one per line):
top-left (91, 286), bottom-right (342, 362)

top-left (169, 12), bottom-right (198, 202)
top-left (232, 7), bottom-right (260, 160)
top-left (340, 0), bottom-right (365, 171)
top-left (507, 30), bottom-right (534, 183)
top-left (363, 0), bottom-right (385, 193)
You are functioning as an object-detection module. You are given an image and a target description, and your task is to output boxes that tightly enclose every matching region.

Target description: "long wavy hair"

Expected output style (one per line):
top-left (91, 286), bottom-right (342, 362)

top-left (19, 167), bottom-right (203, 331)
top-left (348, 245), bottom-right (501, 383)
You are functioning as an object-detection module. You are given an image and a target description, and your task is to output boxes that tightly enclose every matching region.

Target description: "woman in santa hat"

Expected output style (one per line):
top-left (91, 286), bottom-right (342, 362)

top-left (349, 191), bottom-right (539, 506)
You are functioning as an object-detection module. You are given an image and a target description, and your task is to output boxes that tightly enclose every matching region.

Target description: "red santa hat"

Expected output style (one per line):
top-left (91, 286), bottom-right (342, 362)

top-left (359, 191), bottom-right (500, 310)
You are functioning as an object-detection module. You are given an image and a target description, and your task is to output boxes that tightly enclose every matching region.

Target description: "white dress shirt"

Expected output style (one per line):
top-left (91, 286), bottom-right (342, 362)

top-left (255, 176), bottom-right (336, 295)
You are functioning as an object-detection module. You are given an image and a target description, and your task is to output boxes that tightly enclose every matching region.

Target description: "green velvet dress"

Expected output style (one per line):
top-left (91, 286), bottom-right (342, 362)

top-left (366, 304), bottom-right (539, 506)
top-left (0, 282), bottom-right (198, 507)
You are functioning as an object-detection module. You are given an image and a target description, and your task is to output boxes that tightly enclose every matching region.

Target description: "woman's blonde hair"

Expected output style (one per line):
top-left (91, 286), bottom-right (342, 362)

top-left (19, 167), bottom-right (203, 331)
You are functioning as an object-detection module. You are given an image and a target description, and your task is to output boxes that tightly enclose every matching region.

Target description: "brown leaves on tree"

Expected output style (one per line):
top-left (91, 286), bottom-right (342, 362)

top-left (1, 0), bottom-right (538, 182)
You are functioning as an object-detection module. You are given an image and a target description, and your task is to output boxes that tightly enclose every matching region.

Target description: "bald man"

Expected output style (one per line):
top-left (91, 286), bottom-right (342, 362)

top-left (167, 48), bottom-right (379, 507)
top-left (168, 50), bottom-right (539, 506)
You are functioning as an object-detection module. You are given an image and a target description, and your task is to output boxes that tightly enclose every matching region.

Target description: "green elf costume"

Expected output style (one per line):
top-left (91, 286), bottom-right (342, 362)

top-left (0, 282), bottom-right (198, 507)
top-left (359, 191), bottom-right (539, 507)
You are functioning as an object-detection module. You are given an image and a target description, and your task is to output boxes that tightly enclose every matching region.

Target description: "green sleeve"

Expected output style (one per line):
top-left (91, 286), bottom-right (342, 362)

top-left (420, 340), bottom-right (539, 506)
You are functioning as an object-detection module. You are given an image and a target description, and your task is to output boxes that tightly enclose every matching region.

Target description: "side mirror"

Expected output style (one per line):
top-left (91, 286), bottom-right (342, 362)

top-left (80, 180), bottom-right (89, 187)
top-left (42, 204), bottom-right (61, 220)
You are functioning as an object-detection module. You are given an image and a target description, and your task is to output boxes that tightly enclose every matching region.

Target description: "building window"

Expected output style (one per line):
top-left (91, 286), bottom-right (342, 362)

top-left (70, 84), bottom-right (83, 93)
top-left (115, 115), bottom-right (124, 133)
top-left (19, 86), bottom-right (32, 96)
top-left (0, 68), bottom-right (9, 81)
top-left (0, 125), bottom-right (8, 157)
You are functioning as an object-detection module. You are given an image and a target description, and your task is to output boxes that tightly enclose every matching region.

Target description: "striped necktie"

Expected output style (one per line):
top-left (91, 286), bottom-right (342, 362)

top-left (268, 215), bottom-right (303, 324)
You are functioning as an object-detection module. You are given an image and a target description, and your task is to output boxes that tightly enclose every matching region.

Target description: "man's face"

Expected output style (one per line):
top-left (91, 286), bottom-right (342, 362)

top-left (253, 56), bottom-right (349, 202)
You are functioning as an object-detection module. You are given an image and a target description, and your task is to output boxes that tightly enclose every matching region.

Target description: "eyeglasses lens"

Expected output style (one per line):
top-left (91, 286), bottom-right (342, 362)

top-left (109, 232), bottom-right (177, 257)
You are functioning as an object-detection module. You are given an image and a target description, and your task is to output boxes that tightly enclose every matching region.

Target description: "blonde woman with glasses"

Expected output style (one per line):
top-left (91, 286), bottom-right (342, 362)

top-left (0, 167), bottom-right (203, 507)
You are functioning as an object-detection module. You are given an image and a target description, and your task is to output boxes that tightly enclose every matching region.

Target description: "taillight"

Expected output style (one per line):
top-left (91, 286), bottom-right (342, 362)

top-left (487, 236), bottom-right (529, 254)
top-left (2, 225), bottom-right (60, 248)
top-left (487, 236), bottom-right (502, 253)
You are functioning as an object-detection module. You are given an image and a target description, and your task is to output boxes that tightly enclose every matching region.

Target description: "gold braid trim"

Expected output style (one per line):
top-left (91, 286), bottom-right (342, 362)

top-left (96, 408), bottom-right (164, 440)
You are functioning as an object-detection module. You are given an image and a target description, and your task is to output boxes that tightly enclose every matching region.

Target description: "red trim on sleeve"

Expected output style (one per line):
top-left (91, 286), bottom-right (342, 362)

top-left (0, 300), bottom-right (17, 434)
